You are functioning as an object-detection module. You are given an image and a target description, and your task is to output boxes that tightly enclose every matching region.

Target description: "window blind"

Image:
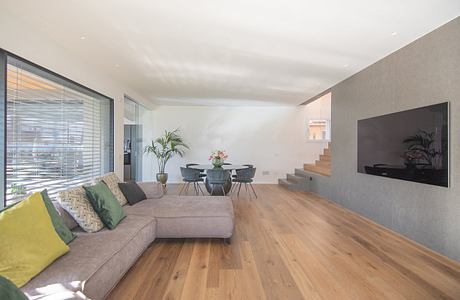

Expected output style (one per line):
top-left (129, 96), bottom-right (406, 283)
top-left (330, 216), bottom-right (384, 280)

top-left (6, 56), bottom-right (113, 205)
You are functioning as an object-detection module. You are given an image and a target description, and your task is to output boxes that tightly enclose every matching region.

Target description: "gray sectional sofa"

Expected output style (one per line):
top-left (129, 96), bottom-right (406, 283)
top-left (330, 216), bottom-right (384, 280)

top-left (21, 182), bottom-right (234, 300)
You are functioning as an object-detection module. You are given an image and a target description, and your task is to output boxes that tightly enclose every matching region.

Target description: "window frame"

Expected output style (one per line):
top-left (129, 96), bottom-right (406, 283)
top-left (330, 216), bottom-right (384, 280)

top-left (0, 49), bottom-right (114, 208)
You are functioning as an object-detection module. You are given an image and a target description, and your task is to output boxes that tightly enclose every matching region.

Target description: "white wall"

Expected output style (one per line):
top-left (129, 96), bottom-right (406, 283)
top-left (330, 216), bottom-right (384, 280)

top-left (0, 12), bottom-right (153, 179)
top-left (142, 99), bottom-right (330, 183)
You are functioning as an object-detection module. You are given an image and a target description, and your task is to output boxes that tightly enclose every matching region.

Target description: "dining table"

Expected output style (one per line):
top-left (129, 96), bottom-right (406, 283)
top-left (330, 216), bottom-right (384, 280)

top-left (188, 164), bottom-right (249, 195)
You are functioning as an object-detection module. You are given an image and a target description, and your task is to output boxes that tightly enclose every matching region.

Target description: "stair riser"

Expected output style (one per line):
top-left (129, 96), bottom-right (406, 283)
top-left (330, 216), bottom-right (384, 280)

top-left (303, 164), bottom-right (331, 176)
top-left (315, 160), bottom-right (331, 168)
top-left (295, 168), bottom-right (311, 177)
top-left (304, 164), bottom-right (329, 172)
top-left (287, 174), bottom-right (308, 184)
top-left (278, 181), bottom-right (308, 192)
top-left (319, 154), bottom-right (331, 161)
top-left (278, 179), bottom-right (309, 191)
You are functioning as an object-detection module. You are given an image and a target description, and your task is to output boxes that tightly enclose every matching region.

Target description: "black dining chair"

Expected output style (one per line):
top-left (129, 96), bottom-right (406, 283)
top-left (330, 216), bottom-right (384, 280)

top-left (232, 167), bottom-right (257, 198)
top-left (179, 167), bottom-right (205, 196)
top-left (206, 169), bottom-right (231, 195)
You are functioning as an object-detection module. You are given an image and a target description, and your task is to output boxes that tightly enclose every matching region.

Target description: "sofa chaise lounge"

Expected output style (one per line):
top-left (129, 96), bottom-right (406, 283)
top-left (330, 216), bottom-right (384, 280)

top-left (21, 182), bottom-right (234, 300)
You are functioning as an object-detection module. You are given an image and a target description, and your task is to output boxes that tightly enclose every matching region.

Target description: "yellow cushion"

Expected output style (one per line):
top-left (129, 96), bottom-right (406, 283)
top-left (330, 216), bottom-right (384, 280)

top-left (0, 192), bottom-right (69, 287)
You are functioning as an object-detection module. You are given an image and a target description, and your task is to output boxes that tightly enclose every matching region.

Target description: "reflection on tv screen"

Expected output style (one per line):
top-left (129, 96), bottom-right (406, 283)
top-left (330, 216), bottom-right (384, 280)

top-left (357, 102), bottom-right (449, 187)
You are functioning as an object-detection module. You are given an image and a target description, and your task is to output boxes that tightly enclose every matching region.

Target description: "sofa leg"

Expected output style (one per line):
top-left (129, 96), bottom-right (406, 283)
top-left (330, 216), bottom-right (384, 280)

top-left (224, 237), bottom-right (231, 244)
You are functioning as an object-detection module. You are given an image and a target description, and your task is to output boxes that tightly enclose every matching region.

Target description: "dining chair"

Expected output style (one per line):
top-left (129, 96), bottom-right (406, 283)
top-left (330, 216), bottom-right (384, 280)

top-left (231, 167), bottom-right (257, 198)
top-left (179, 167), bottom-right (205, 196)
top-left (206, 169), bottom-right (230, 196)
top-left (232, 164), bottom-right (254, 178)
top-left (222, 162), bottom-right (233, 176)
top-left (186, 163), bottom-right (206, 178)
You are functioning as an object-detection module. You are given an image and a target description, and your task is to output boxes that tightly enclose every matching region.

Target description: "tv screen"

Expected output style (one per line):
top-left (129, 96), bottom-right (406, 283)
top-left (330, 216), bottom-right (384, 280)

top-left (357, 102), bottom-right (449, 187)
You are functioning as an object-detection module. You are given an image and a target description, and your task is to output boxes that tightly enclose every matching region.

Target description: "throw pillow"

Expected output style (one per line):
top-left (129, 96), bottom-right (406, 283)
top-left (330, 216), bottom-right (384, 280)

top-left (118, 182), bottom-right (147, 205)
top-left (41, 190), bottom-right (76, 244)
top-left (84, 181), bottom-right (126, 229)
top-left (0, 275), bottom-right (27, 300)
top-left (58, 186), bottom-right (104, 233)
top-left (52, 201), bottom-right (79, 230)
top-left (97, 172), bottom-right (128, 206)
top-left (0, 192), bottom-right (69, 287)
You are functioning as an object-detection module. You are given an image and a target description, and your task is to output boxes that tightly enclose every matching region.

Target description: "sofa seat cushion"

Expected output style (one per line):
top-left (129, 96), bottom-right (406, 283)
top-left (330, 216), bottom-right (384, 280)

top-left (123, 196), bottom-right (234, 238)
top-left (137, 181), bottom-right (164, 199)
top-left (21, 215), bottom-right (156, 300)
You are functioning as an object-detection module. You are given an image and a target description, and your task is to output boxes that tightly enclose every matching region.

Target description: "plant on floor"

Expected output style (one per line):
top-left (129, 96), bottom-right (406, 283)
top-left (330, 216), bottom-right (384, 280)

top-left (145, 128), bottom-right (189, 184)
top-left (209, 150), bottom-right (228, 168)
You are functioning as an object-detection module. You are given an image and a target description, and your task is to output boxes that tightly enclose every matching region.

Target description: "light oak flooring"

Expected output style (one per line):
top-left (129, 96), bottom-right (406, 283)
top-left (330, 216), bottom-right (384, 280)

top-left (108, 184), bottom-right (460, 300)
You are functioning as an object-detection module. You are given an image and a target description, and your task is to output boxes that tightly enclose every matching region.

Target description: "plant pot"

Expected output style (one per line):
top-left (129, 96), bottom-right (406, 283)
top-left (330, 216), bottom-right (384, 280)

top-left (156, 173), bottom-right (168, 185)
top-left (212, 157), bottom-right (224, 168)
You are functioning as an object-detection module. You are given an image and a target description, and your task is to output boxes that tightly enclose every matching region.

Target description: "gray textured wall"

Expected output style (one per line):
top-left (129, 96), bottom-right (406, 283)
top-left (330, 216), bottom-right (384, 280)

top-left (330, 17), bottom-right (460, 262)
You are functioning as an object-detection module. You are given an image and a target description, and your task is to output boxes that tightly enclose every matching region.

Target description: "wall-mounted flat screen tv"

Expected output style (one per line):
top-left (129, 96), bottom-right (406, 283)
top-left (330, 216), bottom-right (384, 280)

top-left (357, 102), bottom-right (449, 187)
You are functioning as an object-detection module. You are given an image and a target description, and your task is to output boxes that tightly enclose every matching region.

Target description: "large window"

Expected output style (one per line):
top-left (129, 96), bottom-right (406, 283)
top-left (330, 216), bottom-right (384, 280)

top-left (1, 52), bottom-right (113, 206)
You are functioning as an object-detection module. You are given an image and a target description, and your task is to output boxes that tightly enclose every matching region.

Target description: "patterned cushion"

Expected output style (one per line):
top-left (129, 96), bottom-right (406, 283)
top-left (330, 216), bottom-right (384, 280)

top-left (97, 173), bottom-right (128, 206)
top-left (57, 187), bottom-right (104, 233)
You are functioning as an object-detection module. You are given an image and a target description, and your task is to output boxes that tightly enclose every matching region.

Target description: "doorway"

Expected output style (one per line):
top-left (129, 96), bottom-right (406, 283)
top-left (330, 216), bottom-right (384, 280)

top-left (124, 97), bottom-right (147, 181)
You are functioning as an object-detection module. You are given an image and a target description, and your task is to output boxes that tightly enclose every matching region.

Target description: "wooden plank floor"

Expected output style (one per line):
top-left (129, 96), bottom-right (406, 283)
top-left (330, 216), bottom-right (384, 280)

top-left (108, 184), bottom-right (460, 300)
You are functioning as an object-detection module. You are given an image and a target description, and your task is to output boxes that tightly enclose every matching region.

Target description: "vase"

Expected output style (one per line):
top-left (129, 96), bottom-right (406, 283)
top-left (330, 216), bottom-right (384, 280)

top-left (212, 157), bottom-right (224, 168)
top-left (156, 173), bottom-right (168, 185)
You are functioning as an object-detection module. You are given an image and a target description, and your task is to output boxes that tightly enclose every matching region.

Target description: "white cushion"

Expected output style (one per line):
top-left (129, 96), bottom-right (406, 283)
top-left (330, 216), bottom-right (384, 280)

top-left (97, 172), bottom-right (128, 206)
top-left (57, 187), bottom-right (104, 233)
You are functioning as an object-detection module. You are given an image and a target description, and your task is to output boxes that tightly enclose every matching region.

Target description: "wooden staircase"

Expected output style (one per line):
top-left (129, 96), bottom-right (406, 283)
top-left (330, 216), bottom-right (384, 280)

top-left (303, 142), bottom-right (331, 176)
top-left (279, 143), bottom-right (331, 191)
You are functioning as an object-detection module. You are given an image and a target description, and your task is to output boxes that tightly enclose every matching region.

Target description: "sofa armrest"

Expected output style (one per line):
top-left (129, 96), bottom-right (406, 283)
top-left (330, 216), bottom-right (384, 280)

top-left (137, 181), bottom-right (164, 199)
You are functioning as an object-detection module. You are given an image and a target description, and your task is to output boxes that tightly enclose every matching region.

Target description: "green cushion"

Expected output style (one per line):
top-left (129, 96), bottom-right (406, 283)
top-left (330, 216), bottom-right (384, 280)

top-left (41, 190), bottom-right (76, 244)
top-left (84, 182), bottom-right (126, 229)
top-left (0, 275), bottom-right (27, 300)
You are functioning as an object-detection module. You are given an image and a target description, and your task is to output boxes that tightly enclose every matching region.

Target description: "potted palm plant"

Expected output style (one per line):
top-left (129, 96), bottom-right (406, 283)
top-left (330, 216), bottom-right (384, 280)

top-left (145, 128), bottom-right (189, 185)
top-left (402, 130), bottom-right (441, 168)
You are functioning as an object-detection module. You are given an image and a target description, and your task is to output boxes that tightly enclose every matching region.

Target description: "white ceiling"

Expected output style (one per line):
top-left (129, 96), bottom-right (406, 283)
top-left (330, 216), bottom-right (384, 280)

top-left (2, 0), bottom-right (459, 106)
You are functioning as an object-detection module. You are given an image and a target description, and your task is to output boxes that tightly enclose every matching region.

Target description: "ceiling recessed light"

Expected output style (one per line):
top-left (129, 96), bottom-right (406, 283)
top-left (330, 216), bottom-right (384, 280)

top-left (391, 32), bottom-right (398, 36)
top-left (343, 64), bottom-right (349, 68)
top-left (115, 64), bottom-right (120, 68)
top-left (80, 36), bottom-right (86, 40)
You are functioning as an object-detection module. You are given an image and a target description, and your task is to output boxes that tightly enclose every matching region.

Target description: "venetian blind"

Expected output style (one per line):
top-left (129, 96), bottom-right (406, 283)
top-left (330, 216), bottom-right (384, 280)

top-left (6, 56), bottom-right (113, 204)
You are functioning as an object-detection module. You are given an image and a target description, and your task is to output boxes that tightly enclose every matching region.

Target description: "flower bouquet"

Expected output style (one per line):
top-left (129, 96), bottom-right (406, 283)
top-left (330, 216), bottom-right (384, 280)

top-left (209, 150), bottom-right (228, 168)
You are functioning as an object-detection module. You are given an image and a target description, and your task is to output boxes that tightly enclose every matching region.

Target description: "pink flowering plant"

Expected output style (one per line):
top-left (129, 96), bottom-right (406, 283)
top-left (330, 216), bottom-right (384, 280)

top-left (209, 150), bottom-right (228, 167)
top-left (402, 150), bottom-right (424, 166)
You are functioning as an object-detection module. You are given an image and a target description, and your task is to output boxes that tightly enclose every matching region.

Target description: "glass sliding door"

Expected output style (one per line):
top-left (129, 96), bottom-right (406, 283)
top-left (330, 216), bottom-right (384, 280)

top-left (123, 96), bottom-right (147, 181)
